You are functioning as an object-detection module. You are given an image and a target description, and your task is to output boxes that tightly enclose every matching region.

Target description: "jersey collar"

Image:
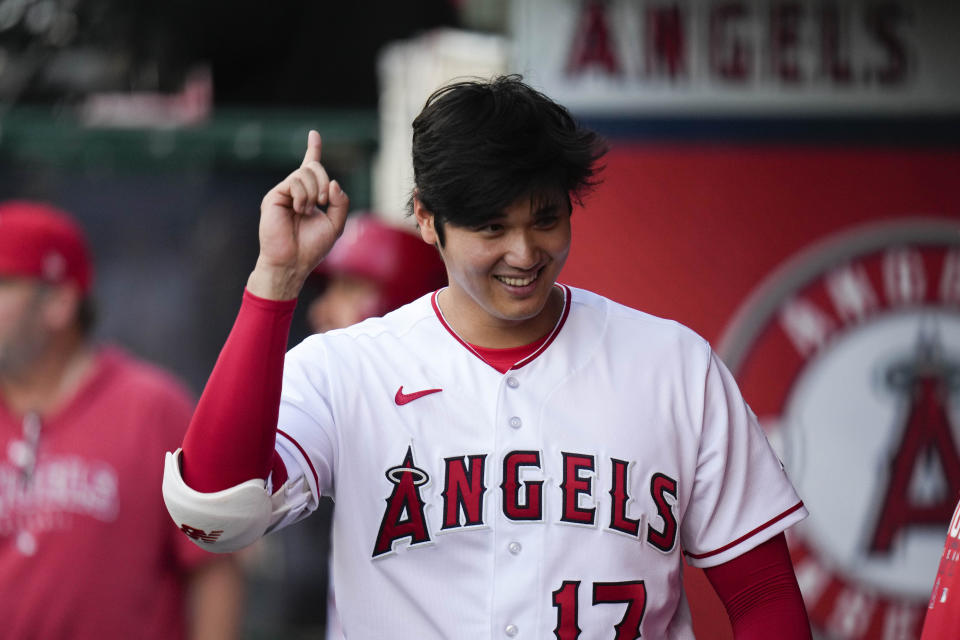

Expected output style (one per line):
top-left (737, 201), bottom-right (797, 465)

top-left (430, 284), bottom-right (571, 373)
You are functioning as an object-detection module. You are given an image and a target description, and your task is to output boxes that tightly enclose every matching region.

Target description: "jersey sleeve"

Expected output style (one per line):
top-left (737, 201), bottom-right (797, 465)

top-left (265, 336), bottom-right (340, 530)
top-left (680, 347), bottom-right (807, 568)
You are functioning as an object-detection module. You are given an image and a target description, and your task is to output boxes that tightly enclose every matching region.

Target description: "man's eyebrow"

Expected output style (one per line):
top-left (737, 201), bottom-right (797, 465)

top-left (533, 202), bottom-right (562, 217)
top-left (466, 216), bottom-right (503, 230)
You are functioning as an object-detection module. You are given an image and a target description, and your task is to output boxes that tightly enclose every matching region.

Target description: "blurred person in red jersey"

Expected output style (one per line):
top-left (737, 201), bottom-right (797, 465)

top-left (0, 201), bottom-right (243, 640)
top-left (921, 495), bottom-right (960, 639)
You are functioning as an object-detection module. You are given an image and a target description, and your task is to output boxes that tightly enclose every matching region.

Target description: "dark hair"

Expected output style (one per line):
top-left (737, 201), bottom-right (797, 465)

top-left (77, 296), bottom-right (96, 337)
top-left (34, 283), bottom-right (96, 337)
top-left (410, 75), bottom-right (607, 245)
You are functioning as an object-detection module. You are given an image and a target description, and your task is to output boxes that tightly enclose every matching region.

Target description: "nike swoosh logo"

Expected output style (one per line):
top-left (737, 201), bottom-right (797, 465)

top-left (395, 386), bottom-right (443, 405)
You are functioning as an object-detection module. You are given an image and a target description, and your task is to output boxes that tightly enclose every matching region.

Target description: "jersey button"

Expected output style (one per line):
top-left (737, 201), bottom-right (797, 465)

top-left (508, 541), bottom-right (522, 555)
top-left (504, 624), bottom-right (519, 637)
top-left (506, 376), bottom-right (519, 389)
top-left (509, 416), bottom-right (522, 429)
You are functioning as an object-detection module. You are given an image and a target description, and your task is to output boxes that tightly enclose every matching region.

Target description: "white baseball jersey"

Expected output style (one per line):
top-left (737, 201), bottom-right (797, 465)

top-left (271, 285), bottom-right (807, 639)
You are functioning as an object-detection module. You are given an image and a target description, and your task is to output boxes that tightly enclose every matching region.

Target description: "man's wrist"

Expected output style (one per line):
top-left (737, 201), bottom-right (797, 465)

top-left (245, 259), bottom-right (304, 301)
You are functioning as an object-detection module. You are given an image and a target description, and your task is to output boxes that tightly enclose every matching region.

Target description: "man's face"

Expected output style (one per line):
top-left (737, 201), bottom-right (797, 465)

top-left (307, 274), bottom-right (384, 334)
top-left (0, 277), bottom-right (48, 375)
top-left (423, 193), bottom-right (571, 342)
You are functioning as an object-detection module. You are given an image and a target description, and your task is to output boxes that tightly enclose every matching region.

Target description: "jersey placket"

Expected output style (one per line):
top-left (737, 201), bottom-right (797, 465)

top-left (491, 368), bottom-right (546, 639)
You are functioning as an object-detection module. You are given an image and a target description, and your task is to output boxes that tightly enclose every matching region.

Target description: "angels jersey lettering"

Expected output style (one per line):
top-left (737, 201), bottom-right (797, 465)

top-left (374, 447), bottom-right (679, 556)
top-left (273, 286), bottom-right (807, 638)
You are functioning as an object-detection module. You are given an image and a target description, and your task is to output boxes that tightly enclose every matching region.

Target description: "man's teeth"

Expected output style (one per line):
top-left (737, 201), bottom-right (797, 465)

top-left (497, 274), bottom-right (536, 287)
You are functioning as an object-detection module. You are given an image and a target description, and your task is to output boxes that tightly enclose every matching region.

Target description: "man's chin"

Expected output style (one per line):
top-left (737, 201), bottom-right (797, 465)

top-left (492, 290), bottom-right (555, 324)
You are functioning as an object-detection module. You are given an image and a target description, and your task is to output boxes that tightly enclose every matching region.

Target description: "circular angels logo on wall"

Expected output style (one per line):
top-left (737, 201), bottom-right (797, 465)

top-left (718, 219), bottom-right (960, 640)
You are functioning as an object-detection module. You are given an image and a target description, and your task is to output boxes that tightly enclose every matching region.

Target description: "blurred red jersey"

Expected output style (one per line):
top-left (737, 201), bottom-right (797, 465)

top-left (922, 497), bottom-right (960, 639)
top-left (0, 347), bottom-right (211, 639)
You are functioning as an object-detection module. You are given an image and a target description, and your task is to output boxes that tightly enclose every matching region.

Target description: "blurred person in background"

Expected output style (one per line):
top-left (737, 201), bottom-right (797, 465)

top-left (244, 212), bottom-right (445, 639)
top-left (0, 201), bottom-right (243, 639)
top-left (306, 212), bottom-right (447, 334)
top-left (921, 493), bottom-right (960, 639)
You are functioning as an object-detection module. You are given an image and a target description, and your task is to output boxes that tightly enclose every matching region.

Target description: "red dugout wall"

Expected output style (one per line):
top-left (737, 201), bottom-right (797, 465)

top-left (564, 146), bottom-right (959, 340)
top-left (561, 144), bottom-right (960, 638)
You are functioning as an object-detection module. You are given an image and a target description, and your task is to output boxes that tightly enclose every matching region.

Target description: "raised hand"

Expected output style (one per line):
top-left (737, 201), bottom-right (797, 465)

top-left (247, 130), bottom-right (350, 300)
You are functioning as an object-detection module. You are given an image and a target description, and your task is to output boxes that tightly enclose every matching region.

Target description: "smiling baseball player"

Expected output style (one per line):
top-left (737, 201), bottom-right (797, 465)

top-left (163, 76), bottom-right (811, 639)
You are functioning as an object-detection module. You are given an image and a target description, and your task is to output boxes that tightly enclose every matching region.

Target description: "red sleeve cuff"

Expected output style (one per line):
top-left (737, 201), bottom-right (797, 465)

top-left (243, 288), bottom-right (298, 310)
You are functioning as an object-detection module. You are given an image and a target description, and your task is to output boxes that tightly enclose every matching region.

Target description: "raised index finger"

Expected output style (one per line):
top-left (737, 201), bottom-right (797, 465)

top-left (302, 130), bottom-right (322, 166)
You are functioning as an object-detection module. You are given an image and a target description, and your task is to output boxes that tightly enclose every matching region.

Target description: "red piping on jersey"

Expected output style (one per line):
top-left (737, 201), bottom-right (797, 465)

top-left (430, 284), bottom-right (571, 372)
top-left (277, 429), bottom-right (320, 495)
top-left (684, 501), bottom-right (806, 560)
top-left (513, 285), bottom-right (571, 370)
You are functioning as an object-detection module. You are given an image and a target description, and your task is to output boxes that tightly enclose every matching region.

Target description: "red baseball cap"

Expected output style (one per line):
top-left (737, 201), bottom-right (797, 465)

top-left (314, 213), bottom-right (446, 313)
top-left (0, 200), bottom-right (93, 294)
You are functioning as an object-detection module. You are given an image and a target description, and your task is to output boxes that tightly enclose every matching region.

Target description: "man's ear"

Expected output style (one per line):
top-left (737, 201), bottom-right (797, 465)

top-left (413, 196), bottom-right (438, 246)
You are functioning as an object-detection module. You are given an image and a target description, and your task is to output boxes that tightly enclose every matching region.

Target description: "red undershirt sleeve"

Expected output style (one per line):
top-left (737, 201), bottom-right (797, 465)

top-left (180, 289), bottom-right (294, 493)
top-left (702, 533), bottom-right (812, 640)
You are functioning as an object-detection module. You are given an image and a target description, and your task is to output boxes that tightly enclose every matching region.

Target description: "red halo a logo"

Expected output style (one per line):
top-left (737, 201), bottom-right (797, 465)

top-left (718, 219), bottom-right (960, 640)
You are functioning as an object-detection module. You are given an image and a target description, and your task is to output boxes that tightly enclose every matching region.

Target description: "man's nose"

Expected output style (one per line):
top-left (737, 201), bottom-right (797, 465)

top-left (504, 230), bottom-right (539, 269)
